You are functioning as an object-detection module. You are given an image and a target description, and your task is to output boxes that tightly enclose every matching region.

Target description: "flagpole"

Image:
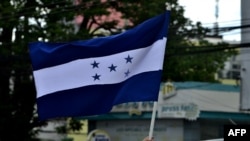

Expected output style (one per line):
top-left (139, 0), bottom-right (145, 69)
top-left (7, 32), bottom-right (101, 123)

top-left (148, 101), bottom-right (158, 139)
top-left (148, 3), bottom-right (171, 140)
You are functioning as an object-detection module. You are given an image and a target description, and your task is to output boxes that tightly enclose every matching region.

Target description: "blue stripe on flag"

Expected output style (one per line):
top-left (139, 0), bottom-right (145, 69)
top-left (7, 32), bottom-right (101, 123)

top-left (37, 71), bottom-right (161, 120)
top-left (29, 12), bottom-right (170, 70)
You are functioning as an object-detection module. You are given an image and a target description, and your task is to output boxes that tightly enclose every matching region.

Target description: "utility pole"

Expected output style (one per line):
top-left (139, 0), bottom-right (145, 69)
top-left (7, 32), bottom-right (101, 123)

top-left (240, 0), bottom-right (250, 110)
top-left (214, 0), bottom-right (219, 36)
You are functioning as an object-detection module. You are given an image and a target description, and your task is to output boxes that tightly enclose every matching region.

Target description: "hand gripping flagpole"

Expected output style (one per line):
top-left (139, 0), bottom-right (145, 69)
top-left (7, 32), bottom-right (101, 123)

top-left (148, 2), bottom-right (171, 140)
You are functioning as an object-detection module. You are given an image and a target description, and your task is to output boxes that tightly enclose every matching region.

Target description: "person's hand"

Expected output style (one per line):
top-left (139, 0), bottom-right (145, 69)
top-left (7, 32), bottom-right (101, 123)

top-left (143, 136), bottom-right (154, 141)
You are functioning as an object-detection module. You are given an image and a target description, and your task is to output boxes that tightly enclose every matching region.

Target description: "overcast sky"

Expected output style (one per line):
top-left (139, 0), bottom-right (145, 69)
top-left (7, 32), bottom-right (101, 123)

top-left (179, 0), bottom-right (241, 41)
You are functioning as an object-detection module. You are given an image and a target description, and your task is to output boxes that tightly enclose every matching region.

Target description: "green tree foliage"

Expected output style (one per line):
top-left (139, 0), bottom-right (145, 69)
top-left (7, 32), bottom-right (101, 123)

top-left (0, 0), bottom-right (236, 140)
top-left (0, 1), bottom-right (45, 140)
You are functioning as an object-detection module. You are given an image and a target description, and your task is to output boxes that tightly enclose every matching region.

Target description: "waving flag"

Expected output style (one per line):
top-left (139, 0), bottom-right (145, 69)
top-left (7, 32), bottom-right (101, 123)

top-left (29, 11), bottom-right (170, 120)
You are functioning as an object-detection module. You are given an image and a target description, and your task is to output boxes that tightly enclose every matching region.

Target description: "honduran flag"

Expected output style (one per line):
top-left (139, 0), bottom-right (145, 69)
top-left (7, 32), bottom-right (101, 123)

top-left (29, 11), bottom-right (170, 120)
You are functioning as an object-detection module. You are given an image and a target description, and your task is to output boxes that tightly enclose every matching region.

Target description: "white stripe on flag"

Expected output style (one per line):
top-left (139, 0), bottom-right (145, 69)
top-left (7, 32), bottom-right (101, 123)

top-left (34, 38), bottom-right (167, 98)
